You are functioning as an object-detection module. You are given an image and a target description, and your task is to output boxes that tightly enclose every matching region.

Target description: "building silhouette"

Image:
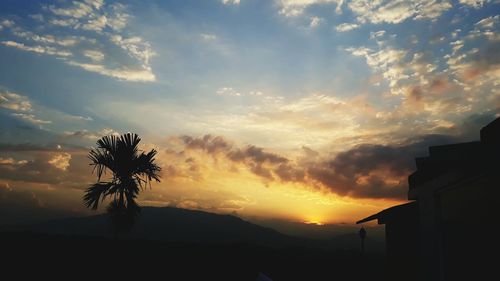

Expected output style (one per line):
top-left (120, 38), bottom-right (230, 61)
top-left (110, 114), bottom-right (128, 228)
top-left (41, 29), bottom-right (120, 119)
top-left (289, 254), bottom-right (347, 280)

top-left (357, 117), bottom-right (500, 281)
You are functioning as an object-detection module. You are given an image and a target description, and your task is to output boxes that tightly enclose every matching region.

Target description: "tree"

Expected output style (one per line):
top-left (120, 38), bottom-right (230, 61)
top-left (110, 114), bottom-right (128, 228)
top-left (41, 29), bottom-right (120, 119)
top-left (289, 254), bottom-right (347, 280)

top-left (83, 133), bottom-right (161, 233)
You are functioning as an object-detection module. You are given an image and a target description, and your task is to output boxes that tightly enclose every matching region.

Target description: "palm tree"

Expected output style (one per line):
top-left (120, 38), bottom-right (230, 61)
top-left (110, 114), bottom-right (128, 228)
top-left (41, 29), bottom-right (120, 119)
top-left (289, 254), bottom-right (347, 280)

top-left (83, 133), bottom-right (161, 233)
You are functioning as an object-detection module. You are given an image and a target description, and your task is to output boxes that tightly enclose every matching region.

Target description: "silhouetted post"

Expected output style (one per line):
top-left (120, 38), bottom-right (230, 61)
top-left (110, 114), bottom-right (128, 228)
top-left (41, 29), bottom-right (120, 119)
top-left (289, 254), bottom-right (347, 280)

top-left (359, 227), bottom-right (367, 255)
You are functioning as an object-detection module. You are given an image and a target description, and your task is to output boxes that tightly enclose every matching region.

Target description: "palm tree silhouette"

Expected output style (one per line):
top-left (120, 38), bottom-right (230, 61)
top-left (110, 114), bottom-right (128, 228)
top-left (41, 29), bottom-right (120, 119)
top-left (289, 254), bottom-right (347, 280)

top-left (83, 133), bottom-right (161, 233)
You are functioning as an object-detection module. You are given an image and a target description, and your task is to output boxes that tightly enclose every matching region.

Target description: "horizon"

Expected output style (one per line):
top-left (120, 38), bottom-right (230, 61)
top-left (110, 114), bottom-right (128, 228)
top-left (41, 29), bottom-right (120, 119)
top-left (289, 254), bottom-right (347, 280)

top-left (1, 0), bottom-right (499, 231)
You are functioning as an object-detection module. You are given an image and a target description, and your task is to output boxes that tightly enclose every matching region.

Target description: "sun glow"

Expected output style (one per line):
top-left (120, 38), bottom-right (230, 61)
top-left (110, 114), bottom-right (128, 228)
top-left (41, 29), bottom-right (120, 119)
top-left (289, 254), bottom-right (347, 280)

top-left (304, 220), bottom-right (324, 226)
top-left (303, 216), bottom-right (325, 226)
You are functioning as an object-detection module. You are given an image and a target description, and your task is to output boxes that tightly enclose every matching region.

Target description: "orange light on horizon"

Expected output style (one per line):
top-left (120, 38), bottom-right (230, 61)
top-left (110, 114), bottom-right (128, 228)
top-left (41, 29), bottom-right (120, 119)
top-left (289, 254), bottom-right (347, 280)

top-left (304, 220), bottom-right (324, 226)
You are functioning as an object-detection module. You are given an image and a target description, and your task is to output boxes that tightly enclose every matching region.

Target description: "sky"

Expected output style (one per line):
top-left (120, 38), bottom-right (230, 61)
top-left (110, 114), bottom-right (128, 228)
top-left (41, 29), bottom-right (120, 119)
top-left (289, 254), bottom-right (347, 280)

top-left (0, 0), bottom-right (499, 226)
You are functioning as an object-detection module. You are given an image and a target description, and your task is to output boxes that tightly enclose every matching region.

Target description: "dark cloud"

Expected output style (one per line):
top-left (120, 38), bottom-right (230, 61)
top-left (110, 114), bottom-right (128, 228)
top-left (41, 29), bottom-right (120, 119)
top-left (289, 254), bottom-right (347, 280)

top-left (459, 40), bottom-right (500, 81)
top-left (0, 156), bottom-right (62, 184)
top-left (3, 112), bottom-right (495, 210)
top-left (162, 164), bottom-right (180, 178)
top-left (0, 182), bottom-right (83, 226)
top-left (0, 146), bottom-right (93, 188)
top-left (180, 135), bottom-right (289, 165)
top-left (181, 135), bottom-right (232, 154)
top-left (452, 111), bottom-right (499, 140)
top-left (302, 146), bottom-right (319, 159)
top-left (228, 145), bottom-right (288, 164)
top-left (0, 111), bottom-right (58, 144)
top-left (0, 182), bottom-right (40, 208)
top-left (307, 134), bottom-right (458, 199)
top-left (429, 76), bottom-right (451, 93)
top-left (178, 135), bottom-right (291, 181)
top-left (173, 114), bottom-right (496, 200)
top-left (172, 133), bottom-right (466, 199)
top-left (305, 114), bottom-right (500, 199)
top-left (408, 86), bottom-right (423, 102)
top-left (274, 163), bottom-right (306, 182)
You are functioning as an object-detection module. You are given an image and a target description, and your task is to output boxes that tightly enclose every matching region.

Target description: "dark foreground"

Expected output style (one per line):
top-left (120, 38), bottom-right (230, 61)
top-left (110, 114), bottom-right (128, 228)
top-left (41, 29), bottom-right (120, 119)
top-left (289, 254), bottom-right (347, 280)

top-left (2, 231), bottom-right (387, 280)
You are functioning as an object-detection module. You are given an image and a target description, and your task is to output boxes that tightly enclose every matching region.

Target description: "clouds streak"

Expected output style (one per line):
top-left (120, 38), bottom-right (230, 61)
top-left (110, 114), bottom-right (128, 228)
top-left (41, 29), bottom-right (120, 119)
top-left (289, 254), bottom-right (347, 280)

top-left (0, 0), bottom-right (155, 82)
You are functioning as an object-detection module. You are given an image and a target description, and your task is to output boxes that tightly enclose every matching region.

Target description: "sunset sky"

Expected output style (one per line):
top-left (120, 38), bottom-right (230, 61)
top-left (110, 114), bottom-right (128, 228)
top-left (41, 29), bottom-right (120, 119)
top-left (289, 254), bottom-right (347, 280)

top-left (1, 0), bottom-right (499, 226)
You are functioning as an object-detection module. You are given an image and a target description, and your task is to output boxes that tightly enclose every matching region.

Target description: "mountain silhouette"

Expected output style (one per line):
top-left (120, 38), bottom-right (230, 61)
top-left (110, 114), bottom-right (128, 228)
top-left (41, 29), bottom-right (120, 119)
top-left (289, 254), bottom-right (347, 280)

top-left (9, 206), bottom-right (385, 252)
top-left (27, 206), bottom-right (300, 247)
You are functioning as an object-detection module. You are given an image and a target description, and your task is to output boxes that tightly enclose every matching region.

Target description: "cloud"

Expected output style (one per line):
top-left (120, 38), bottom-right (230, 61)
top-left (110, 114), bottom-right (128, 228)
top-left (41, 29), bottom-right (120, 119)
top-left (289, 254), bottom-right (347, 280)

top-left (370, 30), bottom-right (386, 39)
top-left (0, 87), bottom-right (98, 134)
top-left (308, 135), bottom-right (453, 198)
top-left (1, 40), bottom-right (72, 57)
top-left (475, 15), bottom-right (499, 29)
top-left (339, 3), bottom-right (498, 133)
top-left (216, 87), bottom-right (242, 96)
top-left (345, 46), bottom-right (409, 94)
top-left (49, 18), bottom-right (79, 27)
top-left (345, 39), bottom-right (481, 124)
top-left (201, 33), bottom-right (217, 41)
top-left (153, 190), bottom-right (249, 214)
top-left (221, 0), bottom-right (241, 5)
top-left (181, 135), bottom-right (233, 154)
top-left (47, 0), bottom-right (103, 18)
top-left (1, 19), bottom-right (14, 28)
top-left (335, 23), bottom-right (359, 32)
top-left (2, 112), bottom-right (492, 213)
top-left (0, 181), bottom-right (87, 226)
top-left (444, 28), bottom-right (500, 95)
top-left (0, 156), bottom-right (61, 184)
top-left (176, 133), bottom-right (399, 197)
top-left (277, 0), bottom-right (343, 17)
top-left (166, 92), bottom-right (384, 150)
top-left (66, 61), bottom-right (156, 82)
top-left (0, 143), bottom-right (62, 152)
top-left (309, 16), bottom-right (323, 28)
top-left (227, 145), bottom-right (288, 164)
top-left (0, 144), bottom-right (92, 187)
top-left (11, 113), bottom-right (52, 126)
top-left (83, 49), bottom-right (105, 62)
top-left (0, 182), bottom-right (41, 209)
top-left (109, 35), bottom-right (155, 65)
top-left (0, 157), bottom-right (28, 165)
top-left (0, 91), bottom-right (32, 111)
top-left (450, 40), bottom-right (465, 55)
top-left (11, 30), bottom-right (79, 47)
top-left (166, 111), bottom-right (497, 200)
top-left (347, 0), bottom-right (452, 24)
top-left (50, 1), bottom-right (129, 31)
top-left (48, 153), bottom-right (72, 171)
top-left (63, 128), bottom-right (116, 140)
top-left (177, 134), bottom-right (296, 182)
top-left (459, 0), bottom-right (488, 8)
top-left (1, 0), bottom-right (156, 82)
top-left (29, 14), bottom-right (44, 21)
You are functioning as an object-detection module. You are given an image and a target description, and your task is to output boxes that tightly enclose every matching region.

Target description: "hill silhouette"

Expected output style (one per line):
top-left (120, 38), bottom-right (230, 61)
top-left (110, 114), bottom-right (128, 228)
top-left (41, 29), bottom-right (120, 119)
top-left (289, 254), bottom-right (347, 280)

top-left (12, 206), bottom-right (384, 251)
top-left (28, 206), bottom-right (299, 246)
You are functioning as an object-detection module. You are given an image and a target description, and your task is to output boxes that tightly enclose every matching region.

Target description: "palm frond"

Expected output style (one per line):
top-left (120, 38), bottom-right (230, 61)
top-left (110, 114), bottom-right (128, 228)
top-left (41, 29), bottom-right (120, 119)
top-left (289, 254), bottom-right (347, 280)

top-left (120, 133), bottom-right (141, 154)
top-left (88, 147), bottom-right (115, 181)
top-left (135, 149), bottom-right (162, 185)
top-left (116, 133), bottom-right (140, 162)
top-left (97, 135), bottom-right (118, 155)
top-left (83, 182), bottom-right (114, 210)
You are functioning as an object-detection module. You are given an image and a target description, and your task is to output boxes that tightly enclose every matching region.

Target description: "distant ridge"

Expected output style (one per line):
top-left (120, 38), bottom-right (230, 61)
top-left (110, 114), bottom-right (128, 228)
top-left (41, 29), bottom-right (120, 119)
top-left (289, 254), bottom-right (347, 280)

top-left (5, 206), bottom-right (384, 251)
top-left (28, 206), bottom-right (300, 247)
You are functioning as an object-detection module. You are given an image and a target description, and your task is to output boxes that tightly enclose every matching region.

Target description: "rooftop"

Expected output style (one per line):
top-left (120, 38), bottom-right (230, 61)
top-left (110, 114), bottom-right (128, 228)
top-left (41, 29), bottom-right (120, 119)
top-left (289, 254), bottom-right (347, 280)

top-left (356, 202), bottom-right (418, 225)
top-left (408, 117), bottom-right (500, 190)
